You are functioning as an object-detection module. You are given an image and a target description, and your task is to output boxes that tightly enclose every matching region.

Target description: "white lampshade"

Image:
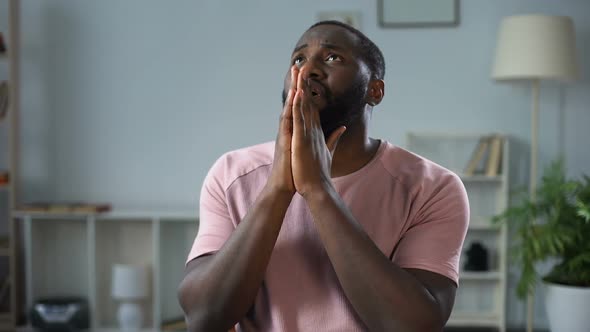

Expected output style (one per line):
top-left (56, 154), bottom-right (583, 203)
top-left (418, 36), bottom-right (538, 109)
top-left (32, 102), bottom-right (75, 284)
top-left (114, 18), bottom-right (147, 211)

top-left (492, 15), bottom-right (579, 82)
top-left (112, 264), bottom-right (149, 300)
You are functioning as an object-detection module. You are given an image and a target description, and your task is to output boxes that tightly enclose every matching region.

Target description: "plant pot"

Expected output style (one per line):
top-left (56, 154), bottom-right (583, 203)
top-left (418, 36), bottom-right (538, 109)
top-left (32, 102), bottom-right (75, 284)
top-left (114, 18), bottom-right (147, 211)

top-left (544, 282), bottom-right (590, 332)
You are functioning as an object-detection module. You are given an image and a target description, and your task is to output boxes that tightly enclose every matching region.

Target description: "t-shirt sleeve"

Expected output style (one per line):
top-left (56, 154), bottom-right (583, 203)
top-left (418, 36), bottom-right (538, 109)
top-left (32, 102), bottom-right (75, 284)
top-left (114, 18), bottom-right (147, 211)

top-left (392, 173), bottom-right (469, 285)
top-left (186, 156), bottom-right (235, 265)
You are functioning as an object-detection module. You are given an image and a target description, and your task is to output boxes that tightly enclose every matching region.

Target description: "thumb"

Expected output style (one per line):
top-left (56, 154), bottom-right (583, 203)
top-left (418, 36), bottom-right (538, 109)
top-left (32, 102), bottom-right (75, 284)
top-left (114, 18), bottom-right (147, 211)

top-left (326, 126), bottom-right (346, 154)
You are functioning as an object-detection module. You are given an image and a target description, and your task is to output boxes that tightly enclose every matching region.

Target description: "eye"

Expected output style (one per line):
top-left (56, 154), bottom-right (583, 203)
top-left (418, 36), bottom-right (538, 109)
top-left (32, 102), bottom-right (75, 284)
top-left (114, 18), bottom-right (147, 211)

top-left (292, 56), bottom-right (305, 66)
top-left (326, 54), bottom-right (342, 62)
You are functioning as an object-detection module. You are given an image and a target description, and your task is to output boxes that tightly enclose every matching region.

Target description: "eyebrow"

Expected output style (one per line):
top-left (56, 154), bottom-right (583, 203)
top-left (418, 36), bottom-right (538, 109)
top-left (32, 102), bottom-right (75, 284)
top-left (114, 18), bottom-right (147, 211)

top-left (292, 43), bottom-right (344, 54)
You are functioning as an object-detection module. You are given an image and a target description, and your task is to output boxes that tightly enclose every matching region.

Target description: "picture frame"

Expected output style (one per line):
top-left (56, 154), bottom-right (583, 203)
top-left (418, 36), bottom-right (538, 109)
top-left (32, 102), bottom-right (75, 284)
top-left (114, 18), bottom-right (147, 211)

top-left (378, 0), bottom-right (459, 28)
top-left (316, 11), bottom-right (362, 30)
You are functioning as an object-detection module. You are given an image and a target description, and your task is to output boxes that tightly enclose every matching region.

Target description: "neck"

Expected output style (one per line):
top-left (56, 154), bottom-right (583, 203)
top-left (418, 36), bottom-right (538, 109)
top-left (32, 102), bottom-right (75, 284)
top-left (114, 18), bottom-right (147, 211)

top-left (330, 110), bottom-right (380, 178)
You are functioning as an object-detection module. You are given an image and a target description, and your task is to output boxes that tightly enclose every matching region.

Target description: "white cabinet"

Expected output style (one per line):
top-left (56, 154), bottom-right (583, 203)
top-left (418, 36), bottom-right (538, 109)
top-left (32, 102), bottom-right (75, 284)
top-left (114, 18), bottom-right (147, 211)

top-left (16, 211), bottom-right (198, 330)
top-left (406, 133), bottom-right (509, 332)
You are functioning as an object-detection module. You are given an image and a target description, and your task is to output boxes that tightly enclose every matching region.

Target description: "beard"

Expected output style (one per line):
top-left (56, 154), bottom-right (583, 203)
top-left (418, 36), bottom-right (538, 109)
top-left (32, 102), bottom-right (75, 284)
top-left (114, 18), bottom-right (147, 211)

top-left (282, 79), bottom-right (367, 138)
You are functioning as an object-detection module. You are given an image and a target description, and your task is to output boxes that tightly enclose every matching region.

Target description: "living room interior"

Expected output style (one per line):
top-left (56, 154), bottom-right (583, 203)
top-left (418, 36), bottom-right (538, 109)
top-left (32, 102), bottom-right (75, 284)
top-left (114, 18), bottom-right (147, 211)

top-left (0, 0), bottom-right (589, 331)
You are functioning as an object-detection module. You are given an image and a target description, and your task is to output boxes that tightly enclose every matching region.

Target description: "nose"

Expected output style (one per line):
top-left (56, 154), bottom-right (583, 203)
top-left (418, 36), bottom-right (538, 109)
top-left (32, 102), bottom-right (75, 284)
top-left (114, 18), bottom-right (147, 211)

top-left (299, 56), bottom-right (325, 80)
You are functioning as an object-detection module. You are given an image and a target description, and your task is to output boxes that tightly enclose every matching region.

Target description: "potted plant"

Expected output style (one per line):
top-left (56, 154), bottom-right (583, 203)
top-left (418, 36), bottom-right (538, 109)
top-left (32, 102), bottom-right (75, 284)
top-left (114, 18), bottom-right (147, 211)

top-left (493, 160), bottom-right (590, 332)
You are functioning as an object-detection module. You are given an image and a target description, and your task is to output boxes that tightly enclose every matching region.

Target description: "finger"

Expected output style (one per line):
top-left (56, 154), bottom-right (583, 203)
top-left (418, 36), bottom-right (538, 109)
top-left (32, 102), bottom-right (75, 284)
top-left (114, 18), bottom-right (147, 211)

top-left (281, 66), bottom-right (298, 119)
top-left (279, 89), bottom-right (294, 136)
top-left (296, 67), bottom-right (306, 92)
top-left (326, 126), bottom-right (347, 153)
top-left (295, 69), bottom-right (314, 131)
top-left (310, 103), bottom-right (321, 130)
top-left (290, 66), bottom-right (298, 92)
top-left (293, 89), bottom-right (305, 136)
top-left (300, 88), bottom-right (314, 133)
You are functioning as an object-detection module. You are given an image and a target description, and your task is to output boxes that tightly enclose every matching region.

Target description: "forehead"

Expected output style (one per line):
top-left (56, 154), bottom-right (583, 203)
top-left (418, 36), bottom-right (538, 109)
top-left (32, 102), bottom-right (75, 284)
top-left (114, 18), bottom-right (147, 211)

top-left (293, 24), bottom-right (360, 53)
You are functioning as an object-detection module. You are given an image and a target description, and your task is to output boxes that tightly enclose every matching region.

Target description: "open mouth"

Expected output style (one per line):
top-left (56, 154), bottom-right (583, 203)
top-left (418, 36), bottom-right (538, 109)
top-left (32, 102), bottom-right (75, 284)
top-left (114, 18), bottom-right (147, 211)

top-left (307, 80), bottom-right (325, 99)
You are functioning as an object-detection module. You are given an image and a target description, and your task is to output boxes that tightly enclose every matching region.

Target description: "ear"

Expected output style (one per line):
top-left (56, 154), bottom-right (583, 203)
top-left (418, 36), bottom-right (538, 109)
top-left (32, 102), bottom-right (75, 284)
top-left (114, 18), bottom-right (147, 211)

top-left (366, 79), bottom-right (385, 106)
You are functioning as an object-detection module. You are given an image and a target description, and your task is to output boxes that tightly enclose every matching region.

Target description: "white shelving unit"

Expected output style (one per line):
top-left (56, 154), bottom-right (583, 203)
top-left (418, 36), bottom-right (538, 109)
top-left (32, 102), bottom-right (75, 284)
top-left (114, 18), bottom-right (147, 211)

top-left (15, 210), bottom-right (198, 331)
top-left (0, 0), bottom-right (20, 329)
top-left (407, 132), bottom-right (509, 332)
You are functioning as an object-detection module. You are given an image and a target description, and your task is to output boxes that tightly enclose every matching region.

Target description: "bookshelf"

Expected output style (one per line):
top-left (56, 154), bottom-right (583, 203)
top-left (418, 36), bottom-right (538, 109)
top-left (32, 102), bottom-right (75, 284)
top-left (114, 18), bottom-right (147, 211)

top-left (0, 0), bottom-right (20, 329)
top-left (14, 210), bottom-right (198, 331)
top-left (407, 132), bottom-right (509, 332)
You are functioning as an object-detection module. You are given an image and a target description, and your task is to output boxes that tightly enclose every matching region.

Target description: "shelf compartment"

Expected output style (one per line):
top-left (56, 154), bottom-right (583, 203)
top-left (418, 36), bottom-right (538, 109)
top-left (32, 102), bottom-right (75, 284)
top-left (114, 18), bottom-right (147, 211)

top-left (460, 271), bottom-right (503, 281)
top-left (447, 311), bottom-right (501, 327)
top-left (29, 219), bottom-right (89, 301)
top-left (158, 218), bottom-right (198, 324)
top-left (95, 219), bottom-right (154, 329)
top-left (0, 312), bottom-right (13, 330)
top-left (469, 216), bottom-right (500, 230)
top-left (460, 175), bottom-right (503, 183)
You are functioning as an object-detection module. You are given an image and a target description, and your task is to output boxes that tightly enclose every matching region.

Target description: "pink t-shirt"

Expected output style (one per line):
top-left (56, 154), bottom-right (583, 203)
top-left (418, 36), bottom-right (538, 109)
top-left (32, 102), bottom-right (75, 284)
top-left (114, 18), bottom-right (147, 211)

top-left (187, 140), bottom-right (469, 331)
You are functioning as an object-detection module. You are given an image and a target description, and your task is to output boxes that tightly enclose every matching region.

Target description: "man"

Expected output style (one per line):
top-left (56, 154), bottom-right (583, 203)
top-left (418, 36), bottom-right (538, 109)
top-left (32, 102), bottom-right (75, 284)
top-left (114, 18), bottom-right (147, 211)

top-left (178, 21), bottom-right (469, 332)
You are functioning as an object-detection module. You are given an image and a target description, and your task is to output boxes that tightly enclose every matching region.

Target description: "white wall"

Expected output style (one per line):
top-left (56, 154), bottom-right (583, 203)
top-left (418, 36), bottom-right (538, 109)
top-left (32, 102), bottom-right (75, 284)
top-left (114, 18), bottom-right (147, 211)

top-left (14, 0), bottom-right (590, 329)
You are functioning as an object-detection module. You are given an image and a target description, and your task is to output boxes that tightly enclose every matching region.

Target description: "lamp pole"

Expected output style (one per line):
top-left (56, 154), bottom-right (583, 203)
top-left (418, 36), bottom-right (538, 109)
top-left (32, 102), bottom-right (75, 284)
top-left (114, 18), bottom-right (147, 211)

top-left (527, 78), bottom-right (540, 332)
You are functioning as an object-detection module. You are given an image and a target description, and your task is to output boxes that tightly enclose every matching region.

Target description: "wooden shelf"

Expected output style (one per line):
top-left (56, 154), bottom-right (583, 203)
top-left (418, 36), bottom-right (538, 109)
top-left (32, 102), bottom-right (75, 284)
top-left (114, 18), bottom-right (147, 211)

top-left (0, 312), bottom-right (13, 330)
top-left (17, 328), bottom-right (158, 332)
top-left (460, 271), bottom-right (503, 281)
top-left (460, 175), bottom-right (503, 183)
top-left (13, 209), bottom-right (198, 221)
top-left (407, 133), bottom-right (509, 331)
top-left (447, 311), bottom-right (500, 327)
top-left (469, 216), bottom-right (500, 230)
top-left (1, 2), bottom-right (20, 331)
top-left (22, 211), bottom-right (198, 330)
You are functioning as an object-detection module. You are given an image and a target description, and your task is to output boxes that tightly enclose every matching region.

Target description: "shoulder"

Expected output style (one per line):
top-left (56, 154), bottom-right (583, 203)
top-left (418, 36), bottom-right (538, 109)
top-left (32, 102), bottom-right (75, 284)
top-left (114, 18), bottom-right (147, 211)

top-left (205, 141), bottom-right (275, 192)
top-left (377, 141), bottom-right (465, 197)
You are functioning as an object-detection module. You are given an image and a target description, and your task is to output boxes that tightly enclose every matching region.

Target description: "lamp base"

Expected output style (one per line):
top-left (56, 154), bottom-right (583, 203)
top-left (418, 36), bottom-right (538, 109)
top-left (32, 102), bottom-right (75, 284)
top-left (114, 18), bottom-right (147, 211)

top-left (117, 302), bottom-right (143, 330)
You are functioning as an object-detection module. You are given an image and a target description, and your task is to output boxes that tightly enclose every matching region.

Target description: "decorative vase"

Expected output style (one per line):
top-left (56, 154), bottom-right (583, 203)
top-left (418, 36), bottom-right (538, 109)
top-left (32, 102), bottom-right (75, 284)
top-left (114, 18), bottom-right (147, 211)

top-left (544, 282), bottom-right (590, 332)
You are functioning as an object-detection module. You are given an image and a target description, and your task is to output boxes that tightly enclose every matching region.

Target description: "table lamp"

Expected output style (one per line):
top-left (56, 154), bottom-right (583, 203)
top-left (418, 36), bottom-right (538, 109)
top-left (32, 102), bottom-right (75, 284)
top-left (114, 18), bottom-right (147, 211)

top-left (112, 264), bottom-right (149, 330)
top-left (492, 14), bottom-right (579, 332)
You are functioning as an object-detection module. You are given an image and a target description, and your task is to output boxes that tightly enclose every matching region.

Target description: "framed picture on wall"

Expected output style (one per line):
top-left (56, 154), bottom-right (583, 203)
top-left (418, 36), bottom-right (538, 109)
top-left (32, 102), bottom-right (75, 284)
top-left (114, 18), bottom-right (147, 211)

top-left (317, 11), bottom-right (362, 30)
top-left (378, 0), bottom-right (459, 28)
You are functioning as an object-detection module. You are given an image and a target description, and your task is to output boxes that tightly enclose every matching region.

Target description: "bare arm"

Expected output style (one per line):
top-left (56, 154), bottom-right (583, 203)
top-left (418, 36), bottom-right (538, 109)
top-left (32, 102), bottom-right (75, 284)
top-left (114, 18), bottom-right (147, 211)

top-left (178, 186), bottom-right (292, 331)
top-left (305, 187), bottom-right (456, 331)
top-left (178, 67), bottom-right (300, 331)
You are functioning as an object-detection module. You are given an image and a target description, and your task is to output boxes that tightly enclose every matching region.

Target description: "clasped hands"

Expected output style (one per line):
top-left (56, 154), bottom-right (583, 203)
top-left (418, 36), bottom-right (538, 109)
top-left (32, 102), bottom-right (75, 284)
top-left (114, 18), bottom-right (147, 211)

top-left (269, 66), bottom-right (347, 198)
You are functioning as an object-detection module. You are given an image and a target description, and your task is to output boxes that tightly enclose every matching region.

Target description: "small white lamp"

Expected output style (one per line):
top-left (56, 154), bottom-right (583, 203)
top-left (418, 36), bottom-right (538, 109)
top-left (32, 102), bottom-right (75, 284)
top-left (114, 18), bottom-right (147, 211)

top-left (492, 14), bottom-right (579, 332)
top-left (112, 264), bottom-right (149, 330)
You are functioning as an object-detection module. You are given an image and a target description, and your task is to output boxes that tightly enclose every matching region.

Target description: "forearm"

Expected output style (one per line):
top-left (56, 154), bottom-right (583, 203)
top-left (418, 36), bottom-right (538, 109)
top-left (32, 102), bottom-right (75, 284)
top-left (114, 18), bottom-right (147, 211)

top-left (305, 185), bottom-right (444, 332)
top-left (179, 185), bottom-right (293, 331)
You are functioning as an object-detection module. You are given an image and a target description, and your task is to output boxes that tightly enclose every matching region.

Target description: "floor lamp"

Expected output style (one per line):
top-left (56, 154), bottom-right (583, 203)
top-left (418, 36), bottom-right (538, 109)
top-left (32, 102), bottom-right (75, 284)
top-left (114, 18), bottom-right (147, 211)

top-left (491, 15), bottom-right (579, 332)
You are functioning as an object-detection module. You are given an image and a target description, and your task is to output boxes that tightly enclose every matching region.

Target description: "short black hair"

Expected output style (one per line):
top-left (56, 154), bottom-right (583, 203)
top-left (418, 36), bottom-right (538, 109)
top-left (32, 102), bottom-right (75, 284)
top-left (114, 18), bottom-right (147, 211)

top-left (307, 20), bottom-right (385, 80)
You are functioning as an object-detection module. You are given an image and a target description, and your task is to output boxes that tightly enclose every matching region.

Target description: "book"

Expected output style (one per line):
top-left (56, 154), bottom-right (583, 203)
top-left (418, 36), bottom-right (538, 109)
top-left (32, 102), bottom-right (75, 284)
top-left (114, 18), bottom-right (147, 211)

top-left (0, 277), bottom-right (9, 306)
top-left (464, 136), bottom-right (491, 176)
top-left (161, 317), bottom-right (187, 331)
top-left (485, 135), bottom-right (503, 177)
top-left (19, 202), bottom-right (111, 214)
top-left (0, 171), bottom-right (8, 185)
top-left (0, 32), bottom-right (6, 54)
top-left (0, 81), bottom-right (8, 120)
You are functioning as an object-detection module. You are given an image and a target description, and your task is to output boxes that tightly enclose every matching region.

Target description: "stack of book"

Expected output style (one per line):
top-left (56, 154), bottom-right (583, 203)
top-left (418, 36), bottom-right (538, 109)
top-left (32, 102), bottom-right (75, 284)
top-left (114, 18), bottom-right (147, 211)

top-left (0, 81), bottom-right (8, 121)
top-left (161, 317), bottom-right (187, 331)
top-left (464, 134), bottom-right (504, 177)
top-left (0, 32), bottom-right (5, 54)
top-left (0, 172), bottom-right (8, 186)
